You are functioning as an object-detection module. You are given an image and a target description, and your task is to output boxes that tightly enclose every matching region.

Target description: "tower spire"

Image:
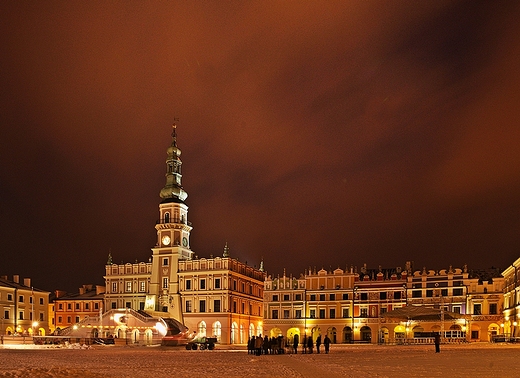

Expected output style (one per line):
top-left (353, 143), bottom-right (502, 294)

top-left (160, 122), bottom-right (188, 203)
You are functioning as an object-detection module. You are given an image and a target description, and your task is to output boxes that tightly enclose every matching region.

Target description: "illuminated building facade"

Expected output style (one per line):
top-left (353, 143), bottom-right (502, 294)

top-left (263, 263), bottom-right (504, 344)
top-left (502, 257), bottom-right (520, 338)
top-left (52, 284), bottom-right (105, 333)
top-left (102, 125), bottom-right (264, 343)
top-left (178, 246), bottom-right (265, 344)
top-left (0, 275), bottom-right (49, 336)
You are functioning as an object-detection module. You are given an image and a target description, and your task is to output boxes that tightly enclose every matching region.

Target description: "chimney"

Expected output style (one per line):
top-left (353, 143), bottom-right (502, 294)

top-left (13, 275), bottom-right (19, 283)
top-left (96, 285), bottom-right (105, 295)
top-left (24, 278), bottom-right (31, 287)
top-left (79, 287), bottom-right (85, 295)
top-left (55, 290), bottom-right (67, 298)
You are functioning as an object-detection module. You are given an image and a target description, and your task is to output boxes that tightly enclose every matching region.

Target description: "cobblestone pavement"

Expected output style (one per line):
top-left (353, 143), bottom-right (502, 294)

top-left (0, 343), bottom-right (518, 377)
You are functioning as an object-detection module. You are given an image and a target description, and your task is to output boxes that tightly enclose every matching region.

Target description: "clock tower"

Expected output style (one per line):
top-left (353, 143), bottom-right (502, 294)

top-left (148, 124), bottom-right (193, 321)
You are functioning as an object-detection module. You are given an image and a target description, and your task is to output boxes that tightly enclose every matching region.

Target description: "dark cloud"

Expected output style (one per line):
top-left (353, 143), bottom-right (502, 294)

top-left (1, 1), bottom-right (519, 291)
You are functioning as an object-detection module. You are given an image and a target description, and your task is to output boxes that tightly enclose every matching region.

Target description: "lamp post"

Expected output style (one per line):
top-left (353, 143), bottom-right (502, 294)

top-left (351, 286), bottom-right (358, 344)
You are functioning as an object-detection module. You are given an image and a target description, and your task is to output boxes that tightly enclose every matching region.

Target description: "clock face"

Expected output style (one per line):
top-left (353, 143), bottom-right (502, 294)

top-left (182, 237), bottom-right (188, 247)
top-left (162, 235), bottom-right (171, 246)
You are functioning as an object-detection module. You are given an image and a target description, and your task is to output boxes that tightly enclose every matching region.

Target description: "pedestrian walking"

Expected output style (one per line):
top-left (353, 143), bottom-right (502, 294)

top-left (307, 334), bottom-right (314, 353)
top-left (293, 333), bottom-right (299, 354)
top-left (302, 334), bottom-right (308, 354)
top-left (324, 335), bottom-right (331, 354)
top-left (434, 332), bottom-right (441, 353)
top-left (316, 335), bottom-right (322, 354)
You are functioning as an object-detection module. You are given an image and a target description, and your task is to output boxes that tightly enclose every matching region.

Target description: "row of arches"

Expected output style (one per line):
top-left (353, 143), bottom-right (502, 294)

top-left (3, 327), bottom-right (46, 336)
top-left (264, 323), bottom-right (502, 344)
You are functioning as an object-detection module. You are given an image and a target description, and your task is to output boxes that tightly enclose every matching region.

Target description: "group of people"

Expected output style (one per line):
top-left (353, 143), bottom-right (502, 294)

top-left (248, 335), bottom-right (285, 355)
top-left (292, 333), bottom-right (331, 354)
top-left (247, 334), bottom-right (332, 355)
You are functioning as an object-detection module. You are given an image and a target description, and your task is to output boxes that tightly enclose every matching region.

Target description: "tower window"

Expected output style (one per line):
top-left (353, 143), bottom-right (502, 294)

top-left (163, 258), bottom-right (169, 266)
top-left (164, 212), bottom-right (170, 223)
top-left (163, 278), bottom-right (168, 289)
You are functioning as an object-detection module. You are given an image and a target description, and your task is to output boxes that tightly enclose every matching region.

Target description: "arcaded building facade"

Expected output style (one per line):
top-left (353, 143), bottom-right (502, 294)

top-left (263, 263), bottom-right (504, 344)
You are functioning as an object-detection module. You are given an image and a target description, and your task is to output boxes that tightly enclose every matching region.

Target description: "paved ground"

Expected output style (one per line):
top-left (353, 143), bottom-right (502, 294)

top-left (0, 343), bottom-right (519, 377)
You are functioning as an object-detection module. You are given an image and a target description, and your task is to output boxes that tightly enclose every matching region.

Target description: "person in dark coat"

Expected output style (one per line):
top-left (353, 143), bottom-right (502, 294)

top-left (307, 334), bottom-right (314, 353)
top-left (316, 335), bottom-right (322, 354)
top-left (293, 333), bottom-right (299, 354)
top-left (434, 332), bottom-right (441, 353)
top-left (324, 335), bottom-right (331, 354)
top-left (302, 334), bottom-right (308, 354)
top-left (255, 334), bottom-right (263, 356)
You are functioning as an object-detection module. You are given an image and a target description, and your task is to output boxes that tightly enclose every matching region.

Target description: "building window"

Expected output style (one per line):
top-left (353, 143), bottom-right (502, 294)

top-left (112, 282), bottom-right (117, 293)
top-left (67, 303), bottom-right (72, 310)
top-left (214, 300), bottom-right (221, 312)
top-left (163, 258), bottom-right (169, 266)
top-left (126, 281), bottom-right (132, 292)
top-left (30, 297), bottom-right (33, 304)
top-left (75, 316), bottom-right (80, 323)
top-left (330, 309), bottom-right (336, 319)
top-left (4, 310), bottom-right (9, 320)
top-left (283, 310), bottom-right (290, 319)
top-left (272, 295), bottom-right (279, 301)
top-left (412, 290), bottom-right (422, 298)
top-left (453, 288), bottom-right (463, 296)
top-left (19, 295), bottom-right (24, 303)
top-left (474, 303), bottom-right (482, 315)
top-left (380, 307), bottom-right (387, 314)
top-left (67, 316), bottom-right (71, 324)
top-left (360, 308), bottom-right (368, 317)
top-left (94, 303), bottom-right (99, 310)
top-left (295, 309), bottom-right (302, 319)
top-left (295, 294), bottom-right (302, 301)
top-left (85, 303), bottom-right (90, 310)
top-left (452, 306), bottom-right (461, 313)
top-left (272, 309), bottom-right (279, 319)
top-left (200, 279), bottom-right (206, 290)
top-left (310, 294), bottom-right (316, 301)
top-left (58, 303), bottom-right (63, 310)
top-left (360, 293), bottom-right (368, 301)
top-left (489, 303), bottom-right (497, 315)
top-left (309, 309), bottom-right (316, 319)
top-left (283, 294), bottom-right (290, 301)
top-left (39, 298), bottom-right (44, 305)
top-left (330, 294), bottom-right (335, 301)
top-left (58, 316), bottom-right (62, 323)
top-left (319, 309), bottom-right (325, 319)
top-left (199, 300), bottom-right (206, 313)
top-left (75, 303), bottom-right (80, 310)
top-left (343, 293), bottom-right (349, 300)
top-left (394, 291), bottom-right (401, 300)
top-left (185, 280), bottom-right (191, 290)
top-left (111, 302), bottom-right (116, 309)
top-left (441, 289), bottom-right (448, 297)
top-left (319, 294), bottom-right (325, 301)
top-left (140, 281), bottom-right (146, 292)
top-left (163, 278), bottom-right (168, 289)
top-left (233, 301), bottom-right (237, 313)
top-left (379, 292), bottom-right (387, 300)
top-left (215, 278), bottom-right (221, 289)
top-left (342, 308), bottom-right (350, 318)
top-left (7, 294), bottom-right (13, 301)
top-left (125, 302), bottom-right (131, 308)
top-left (426, 290), bottom-right (433, 297)
top-left (186, 300), bottom-right (192, 313)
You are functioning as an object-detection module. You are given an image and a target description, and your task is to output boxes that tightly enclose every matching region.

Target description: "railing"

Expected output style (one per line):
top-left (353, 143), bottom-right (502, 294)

top-left (156, 218), bottom-right (192, 226)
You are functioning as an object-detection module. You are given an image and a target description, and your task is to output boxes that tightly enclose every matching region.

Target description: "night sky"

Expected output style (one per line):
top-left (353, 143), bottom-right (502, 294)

top-left (1, 1), bottom-right (519, 293)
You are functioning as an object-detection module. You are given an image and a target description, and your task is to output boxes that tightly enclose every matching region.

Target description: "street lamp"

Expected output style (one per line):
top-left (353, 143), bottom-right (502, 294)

top-left (351, 286), bottom-right (358, 344)
top-left (32, 321), bottom-right (39, 337)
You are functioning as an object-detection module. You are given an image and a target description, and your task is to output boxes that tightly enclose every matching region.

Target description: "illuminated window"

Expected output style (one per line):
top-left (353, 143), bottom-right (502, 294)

top-left (163, 278), bottom-right (168, 289)
top-left (186, 300), bottom-right (192, 313)
top-left (139, 281), bottom-right (146, 292)
top-left (360, 308), bottom-right (368, 317)
top-left (309, 309), bottom-right (316, 319)
top-left (126, 281), bottom-right (132, 292)
top-left (342, 308), bottom-right (350, 318)
top-left (112, 282), bottom-right (117, 293)
top-left (295, 309), bottom-right (302, 319)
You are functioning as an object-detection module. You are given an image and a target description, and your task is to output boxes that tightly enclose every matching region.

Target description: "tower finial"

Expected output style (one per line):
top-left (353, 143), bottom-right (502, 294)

top-left (223, 242), bottom-right (230, 257)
